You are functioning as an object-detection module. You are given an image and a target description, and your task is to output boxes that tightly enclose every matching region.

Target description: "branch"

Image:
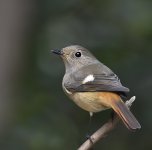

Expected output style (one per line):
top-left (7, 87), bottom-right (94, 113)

top-left (78, 96), bottom-right (136, 150)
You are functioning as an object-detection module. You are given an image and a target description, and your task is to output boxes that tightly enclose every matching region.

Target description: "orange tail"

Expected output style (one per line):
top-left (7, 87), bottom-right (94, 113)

top-left (98, 92), bottom-right (141, 130)
top-left (111, 99), bottom-right (141, 130)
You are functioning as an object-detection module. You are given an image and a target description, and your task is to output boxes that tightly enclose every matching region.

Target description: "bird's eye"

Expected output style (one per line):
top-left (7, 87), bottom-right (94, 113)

top-left (75, 52), bottom-right (81, 57)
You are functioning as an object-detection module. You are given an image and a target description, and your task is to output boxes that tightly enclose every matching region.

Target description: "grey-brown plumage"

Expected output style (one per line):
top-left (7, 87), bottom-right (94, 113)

top-left (52, 45), bottom-right (141, 130)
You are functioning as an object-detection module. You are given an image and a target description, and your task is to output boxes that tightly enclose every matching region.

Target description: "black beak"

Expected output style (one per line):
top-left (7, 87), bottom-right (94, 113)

top-left (51, 49), bottom-right (63, 55)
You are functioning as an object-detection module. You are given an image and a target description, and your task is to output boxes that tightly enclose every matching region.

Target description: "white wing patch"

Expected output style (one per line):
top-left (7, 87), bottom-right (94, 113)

top-left (82, 74), bottom-right (95, 84)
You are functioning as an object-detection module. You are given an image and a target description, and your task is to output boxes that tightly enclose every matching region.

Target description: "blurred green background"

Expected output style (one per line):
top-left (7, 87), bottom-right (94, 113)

top-left (0, 0), bottom-right (151, 149)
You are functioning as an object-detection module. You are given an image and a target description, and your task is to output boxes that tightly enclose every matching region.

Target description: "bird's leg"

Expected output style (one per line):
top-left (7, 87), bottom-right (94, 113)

top-left (110, 110), bottom-right (115, 123)
top-left (85, 112), bottom-right (94, 144)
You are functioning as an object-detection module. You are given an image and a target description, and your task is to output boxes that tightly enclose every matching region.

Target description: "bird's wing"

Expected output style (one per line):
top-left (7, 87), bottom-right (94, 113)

top-left (64, 63), bottom-right (129, 95)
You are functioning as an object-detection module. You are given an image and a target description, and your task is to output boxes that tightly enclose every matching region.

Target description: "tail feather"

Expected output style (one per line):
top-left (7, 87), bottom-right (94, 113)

top-left (111, 100), bottom-right (141, 130)
top-left (98, 92), bottom-right (141, 130)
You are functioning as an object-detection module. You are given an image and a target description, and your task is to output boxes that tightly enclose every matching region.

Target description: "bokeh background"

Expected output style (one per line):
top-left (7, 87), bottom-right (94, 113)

top-left (0, 0), bottom-right (152, 149)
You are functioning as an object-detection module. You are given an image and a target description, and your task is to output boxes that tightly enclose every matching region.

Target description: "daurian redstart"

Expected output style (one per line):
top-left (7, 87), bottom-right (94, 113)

top-left (52, 45), bottom-right (141, 130)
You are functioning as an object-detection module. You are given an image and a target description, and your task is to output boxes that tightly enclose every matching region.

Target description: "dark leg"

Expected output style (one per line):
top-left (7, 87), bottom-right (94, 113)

top-left (110, 110), bottom-right (115, 122)
top-left (86, 112), bottom-right (94, 144)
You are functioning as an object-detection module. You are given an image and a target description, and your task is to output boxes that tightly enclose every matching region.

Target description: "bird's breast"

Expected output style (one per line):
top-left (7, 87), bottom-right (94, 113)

top-left (71, 92), bottom-right (110, 112)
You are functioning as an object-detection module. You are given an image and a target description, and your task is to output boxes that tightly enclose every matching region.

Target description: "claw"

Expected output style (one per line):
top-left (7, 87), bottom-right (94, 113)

top-left (86, 134), bottom-right (94, 144)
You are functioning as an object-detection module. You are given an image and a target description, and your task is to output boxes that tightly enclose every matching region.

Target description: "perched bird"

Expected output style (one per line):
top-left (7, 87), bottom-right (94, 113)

top-left (52, 45), bottom-right (141, 130)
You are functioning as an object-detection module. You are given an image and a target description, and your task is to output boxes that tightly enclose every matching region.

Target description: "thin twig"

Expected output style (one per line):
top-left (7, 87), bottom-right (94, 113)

top-left (78, 96), bottom-right (136, 150)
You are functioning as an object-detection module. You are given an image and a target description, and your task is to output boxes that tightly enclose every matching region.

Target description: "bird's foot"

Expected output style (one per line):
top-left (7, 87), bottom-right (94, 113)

top-left (86, 134), bottom-right (94, 144)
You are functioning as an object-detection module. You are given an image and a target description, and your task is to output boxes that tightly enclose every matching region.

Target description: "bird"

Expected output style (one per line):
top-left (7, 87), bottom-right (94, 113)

top-left (51, 45), bottom-right (141, 130)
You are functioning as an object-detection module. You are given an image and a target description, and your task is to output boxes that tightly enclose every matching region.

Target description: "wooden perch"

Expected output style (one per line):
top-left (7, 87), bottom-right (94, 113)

top-left (78, 96), bottom-right (136, 150)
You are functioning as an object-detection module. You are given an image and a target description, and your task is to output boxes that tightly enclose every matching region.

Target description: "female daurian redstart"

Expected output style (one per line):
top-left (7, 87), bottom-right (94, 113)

top-left (52, 45), bottom-right (141, 130)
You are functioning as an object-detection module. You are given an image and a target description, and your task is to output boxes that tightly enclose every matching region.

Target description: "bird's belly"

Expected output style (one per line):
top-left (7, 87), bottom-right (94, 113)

top-left (71, 92), bottom-right (110, 112)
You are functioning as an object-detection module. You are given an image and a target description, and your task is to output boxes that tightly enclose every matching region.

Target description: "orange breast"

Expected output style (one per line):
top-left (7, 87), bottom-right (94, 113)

top-left (71, 92), bottom-right (120, 112)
